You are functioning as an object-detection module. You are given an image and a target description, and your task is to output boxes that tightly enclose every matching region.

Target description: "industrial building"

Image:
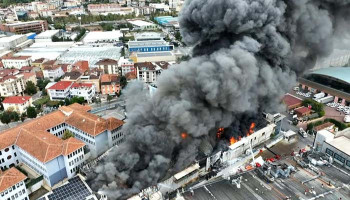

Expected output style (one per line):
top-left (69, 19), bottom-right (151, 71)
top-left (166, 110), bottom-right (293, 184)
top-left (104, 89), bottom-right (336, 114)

top-left (0, 34), bottom-right (33, 50)
top-left (314, 128), bottom-right (350, 170)
top-left (35, 30), bottom-right (60, 43)
top-left (127, 20), bottom-right (158, 30)
top-left (129, 51), bottom-right (176, 63)
top-left (82, 30), bottom-right (122, 46)
top-left (134, 32), bottom-right (163, 41)
top-left (299, 67), bottom-right (350, 106)
top-left (128, 40), bottom-right (174, 53)
top-left (15, 42), bottom-right (74, 60)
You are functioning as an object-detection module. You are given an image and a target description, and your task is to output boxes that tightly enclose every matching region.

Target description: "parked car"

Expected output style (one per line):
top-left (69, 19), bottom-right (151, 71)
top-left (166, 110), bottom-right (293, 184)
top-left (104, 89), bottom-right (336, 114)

top-left (293, 87), bottom-right (299, 91)
top-left (298, 128), bottom-right (307, 138)
top-left (344, 115), bottom-right (350, 123)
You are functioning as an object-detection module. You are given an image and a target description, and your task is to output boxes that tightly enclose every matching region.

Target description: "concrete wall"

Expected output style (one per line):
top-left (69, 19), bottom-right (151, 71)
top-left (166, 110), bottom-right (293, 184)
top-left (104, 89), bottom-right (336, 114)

top-left (45, 156), bottom-right (67, 187)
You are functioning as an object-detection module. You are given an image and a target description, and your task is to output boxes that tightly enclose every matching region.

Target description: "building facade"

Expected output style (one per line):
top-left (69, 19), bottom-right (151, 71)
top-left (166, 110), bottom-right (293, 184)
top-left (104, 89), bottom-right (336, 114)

top-left (70, 83), bottom-right (96, 102)
top-left (2, 96), bottom-right (32, 114)
top-left (100, 74), bottom-right (120, 95)
top-left (119, 57), bottom-right (135, 76)
top-left (0, 74), bottom-right (26, 97)
top-left (0, 20), bottom-right (48, 34)
top-left (2, 56), bottom-right (32, 69)
top-left (0, 167), bottom-right (29, 200)
top-left (136, 62), bottom-right (169, 84)
top-left (95, 59), bottom-right (119, 75)
top-left (47, 81), bottom-right (73, 100)
top-left (43, 66), bottom-right (64, 82)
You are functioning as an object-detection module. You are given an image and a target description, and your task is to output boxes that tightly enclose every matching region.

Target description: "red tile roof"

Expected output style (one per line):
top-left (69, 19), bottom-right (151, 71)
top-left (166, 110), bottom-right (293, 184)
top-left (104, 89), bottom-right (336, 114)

top-left (295, 106), bottom-right (311, 114)
top-left (95, 59), bottom-right (118, 65)
top-left (2, 56), bottom-right (31, 60)
top-left (48, 81), bottom-right (73, 90)
top-left (0, 167), bottom-right (27, 193)
top-left (73, 60), bottom-right (89, 73)
top-left (22, 72), bottom-right (35, 79)
top-left (3, 96), bottom-right (31, 104)
top-left (283, 94), bottom-right (302, 107)
top-left (71, 82), bottom-right (93, 88)
top-left (62, 137), bottom-right (85, 156)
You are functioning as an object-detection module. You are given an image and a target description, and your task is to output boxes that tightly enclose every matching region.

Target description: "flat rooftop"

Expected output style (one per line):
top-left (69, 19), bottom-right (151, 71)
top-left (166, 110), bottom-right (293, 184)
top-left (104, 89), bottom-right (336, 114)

top-left (83, 30), bottom-right (122, 42)
top-left (35, 30), bottom-right (60, 38)
top-left (327, 136), bottom-right (350, 155)
top-left (136, 51), bottom-right (173, 57)
top-left (128, 20), bottom-right (155, 27)
top-left (128, 40), bottom-right (169, 48)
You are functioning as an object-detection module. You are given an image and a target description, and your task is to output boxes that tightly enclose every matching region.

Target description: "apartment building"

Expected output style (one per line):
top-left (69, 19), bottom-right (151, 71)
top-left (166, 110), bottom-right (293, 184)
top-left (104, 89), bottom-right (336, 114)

top-left (0, 20), bottom-right (48, 34)
top-left (0, 104), bottom-right (124, 187)
top-left (119, 57), bottom-right (135, 76)
top-left (136, 61), bottom-right (169, 84)
top-left (0, 74), bottom-right (26, 97)
top-left (0, 167), bottom-right (29, 200)
top-left (2, 56), bottom-right (32, 69)
top-left (43, 65), bottom-right (64, 81)
top-left (87, 3), bottom-right (133, 15)
top-left (95, 59), bottom-right (119, 75)
top-left (2, 96), bottom-right (32, 114)
top-left (70, 83), bottom-right (96, 102)
top-left (47, 81), bottom-right (73, 100)
top-left (101, 74), bottom-right (120, 95)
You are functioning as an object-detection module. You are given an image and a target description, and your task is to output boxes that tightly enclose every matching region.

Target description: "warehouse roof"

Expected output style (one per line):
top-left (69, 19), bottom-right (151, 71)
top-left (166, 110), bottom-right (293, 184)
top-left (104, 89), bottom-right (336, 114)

top-left (309, 67), bottom-right (350, 84)
top-left (83, 30), bottom-right (122, 43)
top-left (35, 30), bottom-right (60, 39)
top-left (327, 136), bottom-right (350, 155)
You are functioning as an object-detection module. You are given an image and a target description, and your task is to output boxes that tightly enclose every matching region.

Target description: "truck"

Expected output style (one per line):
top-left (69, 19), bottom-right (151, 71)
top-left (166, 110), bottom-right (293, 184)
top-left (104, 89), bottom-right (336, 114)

top-left (299, 128), bottom-right (307, 138)
top-left (316, 95), bottom-right (334, 104)
top-left (313, 92), bottom-right (325, 100)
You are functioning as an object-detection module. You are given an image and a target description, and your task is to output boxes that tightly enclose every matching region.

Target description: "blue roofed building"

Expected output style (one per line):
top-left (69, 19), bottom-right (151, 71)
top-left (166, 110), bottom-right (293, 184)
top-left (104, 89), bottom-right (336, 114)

top-left (299, 66), bottom-right (350, 105)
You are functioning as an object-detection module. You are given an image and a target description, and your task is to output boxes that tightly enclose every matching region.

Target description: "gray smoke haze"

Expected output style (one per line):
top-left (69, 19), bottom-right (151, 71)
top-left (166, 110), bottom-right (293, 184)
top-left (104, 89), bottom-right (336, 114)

top-left (88, 0), bottom-right (350, 199)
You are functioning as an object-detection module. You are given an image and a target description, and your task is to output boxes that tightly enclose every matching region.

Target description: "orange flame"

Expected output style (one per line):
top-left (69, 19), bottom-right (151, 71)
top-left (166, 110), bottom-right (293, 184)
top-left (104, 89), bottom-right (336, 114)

top-left (230, 137), bottom-right (236, 145)
top-left (248, 122), bottom-right (256, 135)
top-left (181, 133), bottom-right (188, 139)
top-left (216, 127), bottom-right (224, 138)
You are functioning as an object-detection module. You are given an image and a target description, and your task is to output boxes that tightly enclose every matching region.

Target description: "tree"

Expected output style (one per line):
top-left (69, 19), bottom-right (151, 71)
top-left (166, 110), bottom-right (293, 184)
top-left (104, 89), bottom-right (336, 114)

top-left (21, 113), bottom-right (26, 122)
top-left (1, 112), bottom-right (11, 124)
top-left (107, 95), bottom-right (113, 102)
top-left (27, 106), bottom-right (37, 118)
top-left (25, 81), bottom-right (37, 95)
top-left (71, 96), bottom-right (85, 104)
top-left (62, 130), bottom-right (74, 140)
top-left (9, 112), bottom-right (19, 122)
top-left (120, 76), bottom-right (127, 88)
top-left (175, 31), bottom-right (182, 41)
top-left (37, 79), bottom-right (50, 91)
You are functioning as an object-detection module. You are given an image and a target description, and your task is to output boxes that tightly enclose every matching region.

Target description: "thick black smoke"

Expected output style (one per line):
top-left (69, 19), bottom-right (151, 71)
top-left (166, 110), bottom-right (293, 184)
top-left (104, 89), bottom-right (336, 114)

top-left (88, 0), bottom-right (350, 199)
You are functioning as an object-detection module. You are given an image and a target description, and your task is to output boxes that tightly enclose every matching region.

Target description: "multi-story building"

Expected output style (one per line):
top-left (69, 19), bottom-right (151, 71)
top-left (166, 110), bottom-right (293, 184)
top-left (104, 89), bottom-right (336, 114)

top-left (43, 65), bottom-right (64, 81)
top-left (95, 59), bottom-right (119, 75)
top-left (0, 20), bottom-right (48, 34)
top-left (0, 103), bottom-right (124, 187)
top-left (0, 74), bottom-right (26, 97)
top-left (80, 68), bottom-right (102, 93)
top-left (101, 74), bottom-right (120, 95)
top-left (0, 35), bottom-right (32, 50)
top-left (0, 167), bottom-right (29, 200)
top-left (47, 81), bottom-right (73, 100)
top-left (31, 58), bottom-right (46, 70)
top-left (136, 61), bottom-right (169, 84)
top-left (87, 4), bottom-right (133, 15)
top-left (22, 72), bottom-right (37, 85)
top-left (2, 56), bottom-right (32, 69)
top-left (2, 96), bottom-right (32, 114)
top-left (128, 39), bottom-right (174, 53)
top-left (70, 83), bottom-right (96, 102)
top-left (119, 57), bottom-right (135, 76)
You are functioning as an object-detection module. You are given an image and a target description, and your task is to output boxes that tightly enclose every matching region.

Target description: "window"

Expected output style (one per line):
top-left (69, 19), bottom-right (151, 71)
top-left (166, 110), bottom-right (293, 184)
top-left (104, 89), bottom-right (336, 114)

top-left (12, 145), bottom-right (14, 150)
top-left (334, 153), bottom-right (345, 163)
top-left (7, 155), bottom-right (12, 160)
top-left (325, 148), bottom-right (333, 156)
top-left (346, 160), bottom-right (350, 167)
top-left (14, 153), bottom-right (16, 157)
top-left (4, 148), bottom-right (9, 152)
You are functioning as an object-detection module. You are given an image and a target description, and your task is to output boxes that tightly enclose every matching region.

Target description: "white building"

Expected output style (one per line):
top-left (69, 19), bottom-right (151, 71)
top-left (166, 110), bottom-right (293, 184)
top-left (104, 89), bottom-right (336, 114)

top-left (2, 56), bottom-right (32, 69)
top-left (43, 65), bottom-right (64, 81)
top-left (134, 32), bottom-right (163, 41)
top-left (119, 57), bottom-right (135, 76)
top-left (136, 61), bottom-right (169, 84)
top-left (82, 30), bottom-right (122, 46)
top-left (0, 103), bottom-right (124, 188)
top-left (35, 30), bottom-right (60, 43)
top-left (0, 74), bottom-right (26, 97)
top-left (149, 3), bottom-right (170, 12)
top-left (47, 81), bottom-right (73, 100)
top-left (70, 83), bottom-right (96, 102)
top-left (0, 167), bottom-right (29, 200)
top-left (95, 58), bottom-right (119, 74)
top-left (0, 34), bottom-right (32, 50)
top-left (2, 96), bottom-right (33, 114)
top-left (127, 20), bottom-right (158, 30)
top-left (314, 129), bottom-right (350, 170)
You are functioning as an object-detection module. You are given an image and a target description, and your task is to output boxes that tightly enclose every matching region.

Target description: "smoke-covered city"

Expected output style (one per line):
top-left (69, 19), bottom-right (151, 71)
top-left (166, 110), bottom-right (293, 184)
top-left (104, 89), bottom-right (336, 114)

top-left (0, 0), bottom-right (350, 200)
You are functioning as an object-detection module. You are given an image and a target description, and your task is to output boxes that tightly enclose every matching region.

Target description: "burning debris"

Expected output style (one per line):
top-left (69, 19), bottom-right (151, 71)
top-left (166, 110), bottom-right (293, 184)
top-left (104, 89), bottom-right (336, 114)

top-left (88, 0), bottom-right (350, 199)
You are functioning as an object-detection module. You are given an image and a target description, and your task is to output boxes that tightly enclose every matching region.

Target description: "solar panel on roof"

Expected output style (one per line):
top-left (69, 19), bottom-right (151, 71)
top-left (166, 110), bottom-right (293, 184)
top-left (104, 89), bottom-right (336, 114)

top-left (47, 176), bottom-right (92, 200)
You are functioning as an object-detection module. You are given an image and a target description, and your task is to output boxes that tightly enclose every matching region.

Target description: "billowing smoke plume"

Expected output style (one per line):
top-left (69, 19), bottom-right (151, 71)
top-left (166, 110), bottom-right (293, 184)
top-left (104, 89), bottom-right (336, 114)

top-left (88, 0), bottom-right (350, 199)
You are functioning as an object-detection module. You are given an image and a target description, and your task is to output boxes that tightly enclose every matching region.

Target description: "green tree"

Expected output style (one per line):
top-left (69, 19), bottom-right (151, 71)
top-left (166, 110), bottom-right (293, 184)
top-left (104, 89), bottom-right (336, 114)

top-left (9, 112), bottom-right (19, 122)
top-left (25, 81), bottom-right (37, 95)
top-left (1, 112), bottom-right (11, 124)
top-left (70, 96), bottom-right (85, 104)
top-left (37, 79), bottom-right (50, 91)
top-left (120, 76), bottom-right (127, 88)
top-left (62, 130), bottom-right (74, 140)
top-left (27, 106), bottom-right (37, 118)
top-left (175, 31), bottom-right (182, 41)
top-left (21, 113), bottom-right (26, 122)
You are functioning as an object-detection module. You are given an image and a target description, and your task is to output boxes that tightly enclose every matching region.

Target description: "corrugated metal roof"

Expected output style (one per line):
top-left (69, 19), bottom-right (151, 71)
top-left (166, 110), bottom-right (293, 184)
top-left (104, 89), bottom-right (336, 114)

top-left (309, 67), bottom-right (350, 84)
